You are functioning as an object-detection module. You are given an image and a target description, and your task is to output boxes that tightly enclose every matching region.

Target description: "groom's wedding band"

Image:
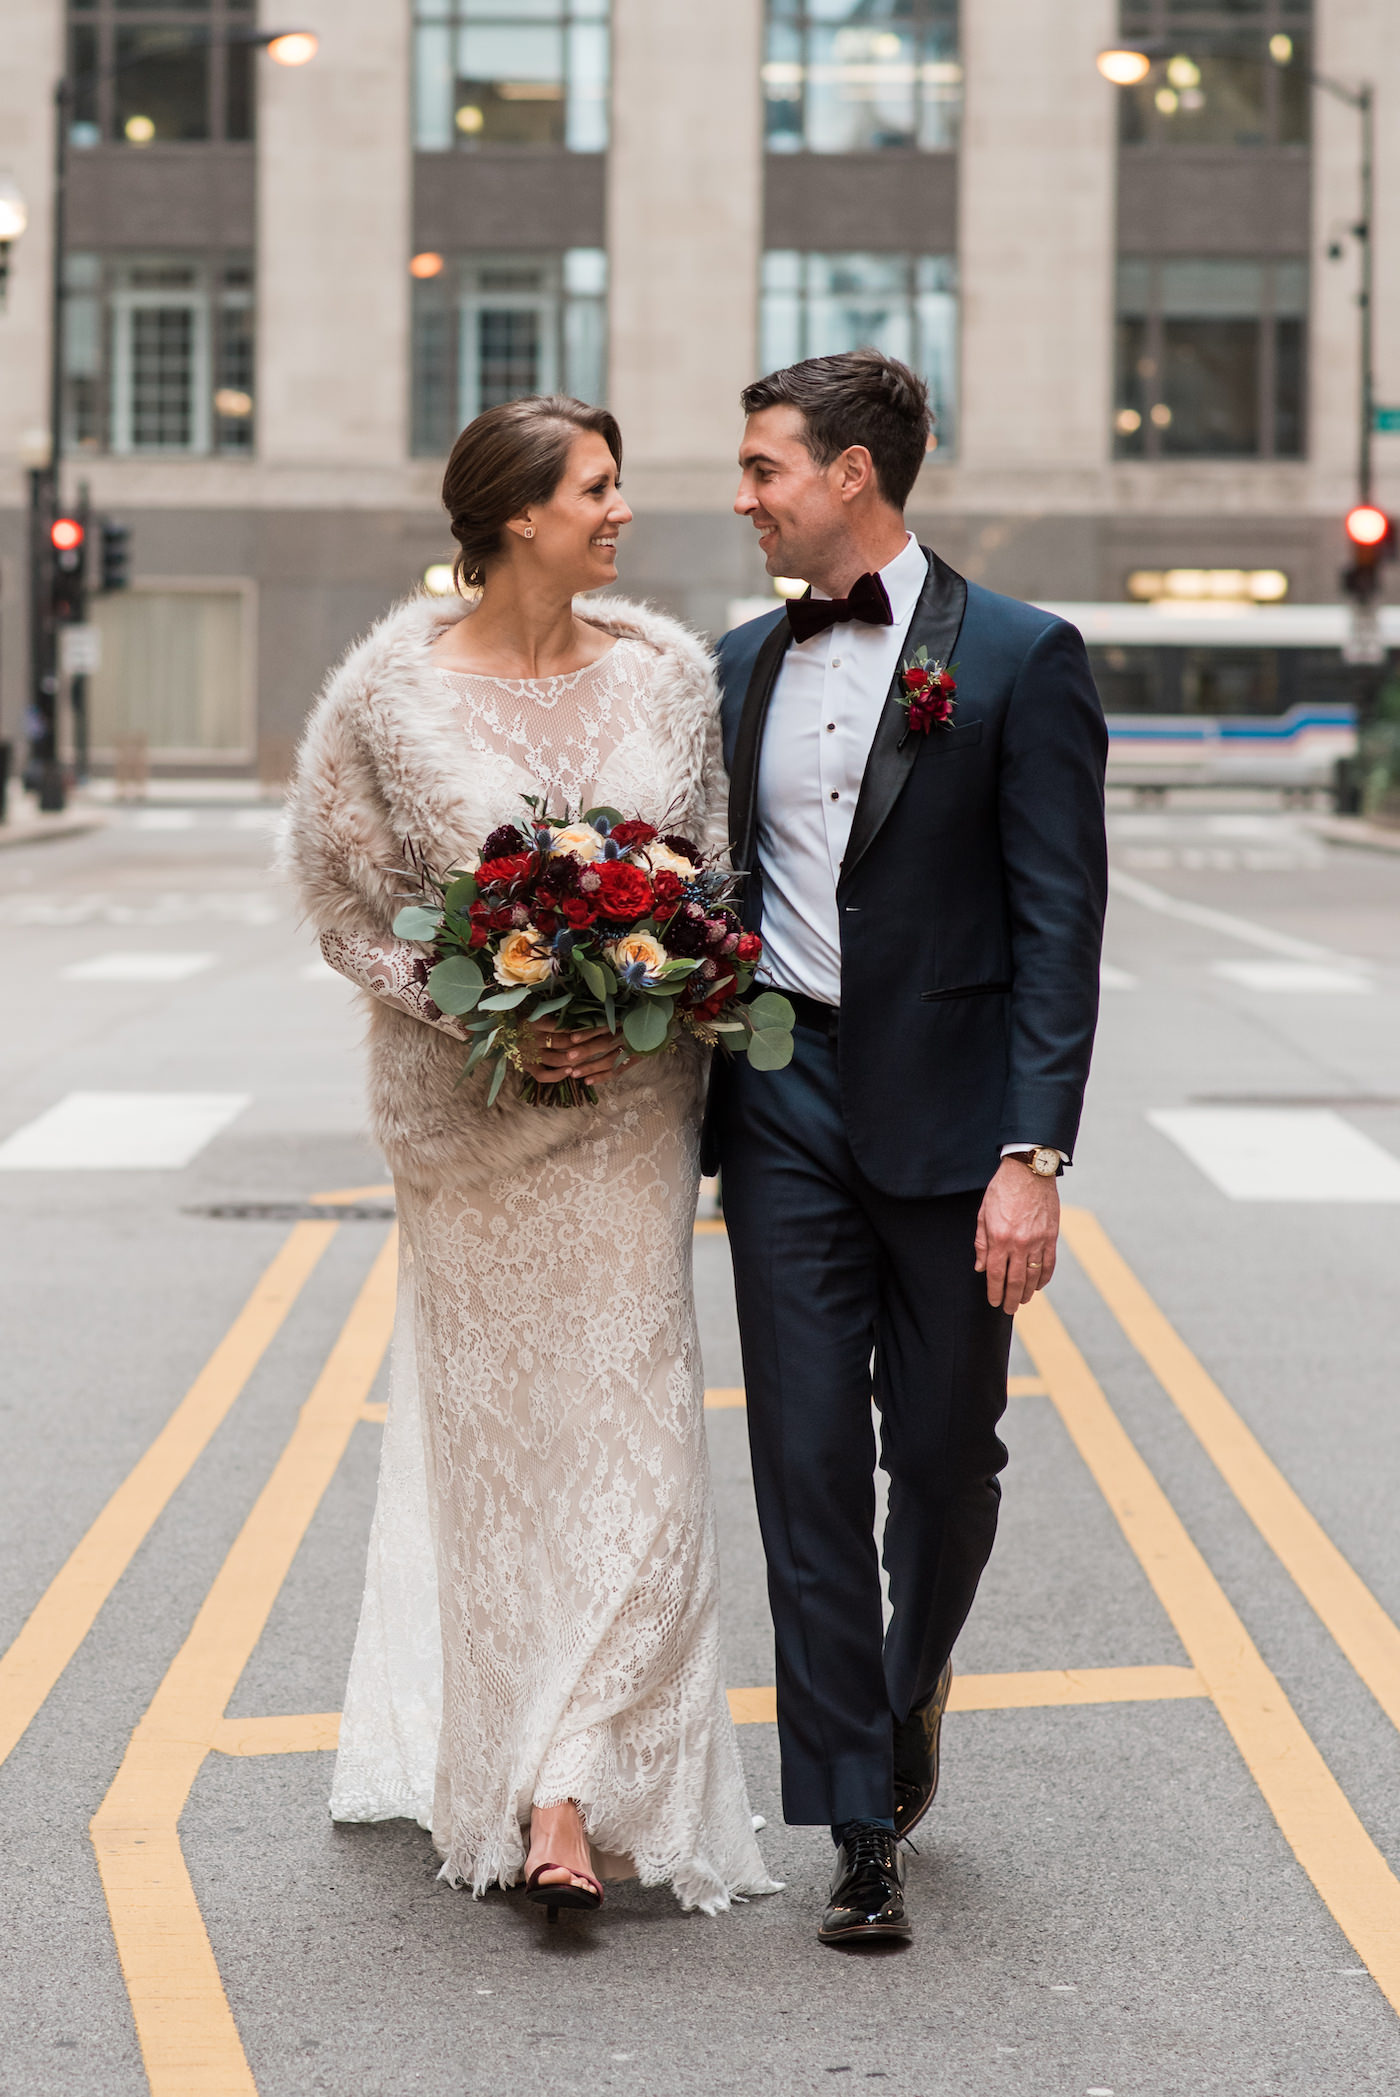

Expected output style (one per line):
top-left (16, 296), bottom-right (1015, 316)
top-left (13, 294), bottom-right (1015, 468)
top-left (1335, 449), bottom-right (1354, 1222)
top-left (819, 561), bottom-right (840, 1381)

top-left (1027, 1260), bottom-right (1042, 1268)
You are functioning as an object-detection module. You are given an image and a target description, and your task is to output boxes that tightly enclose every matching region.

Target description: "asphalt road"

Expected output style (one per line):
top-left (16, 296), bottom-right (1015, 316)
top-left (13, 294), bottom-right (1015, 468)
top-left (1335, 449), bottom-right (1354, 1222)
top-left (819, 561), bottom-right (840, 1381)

top-left (2, 797), bottom-right (1400, 2097)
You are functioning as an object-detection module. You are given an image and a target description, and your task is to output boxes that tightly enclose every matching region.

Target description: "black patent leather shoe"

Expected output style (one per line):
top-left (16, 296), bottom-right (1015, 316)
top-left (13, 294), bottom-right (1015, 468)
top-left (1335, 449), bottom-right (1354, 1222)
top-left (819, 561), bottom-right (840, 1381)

top-left (817, 1825), bottom-right (911, 1948)
top-left (892, 1659), bottom-right (953, 1840)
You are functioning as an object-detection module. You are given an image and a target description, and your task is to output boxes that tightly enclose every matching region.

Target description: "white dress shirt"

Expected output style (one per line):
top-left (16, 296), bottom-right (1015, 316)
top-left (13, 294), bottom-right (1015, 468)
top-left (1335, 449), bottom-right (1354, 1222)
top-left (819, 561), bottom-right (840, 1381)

top-left (754, 531), bottom-right (927, 1008)
top-left (752, 532), bottom-right (1061, 1163)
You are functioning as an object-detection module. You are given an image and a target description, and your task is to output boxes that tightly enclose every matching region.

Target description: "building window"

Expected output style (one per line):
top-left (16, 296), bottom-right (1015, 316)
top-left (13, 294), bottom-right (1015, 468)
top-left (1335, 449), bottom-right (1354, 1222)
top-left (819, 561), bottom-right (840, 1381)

top-left (761, 252), bottom-right (957, 454)
top-left (413, 0), bottom-right (609, 152)
top-left (764, 0), bottom-right (960, 154)
top-left (412, 250), bottom-right (608, 457)
top-left (66, 0), bottom-right (257, 147)
top-left (1116, 0), bottom-right (1311, 148)
top-left (63, 254), bottom-right (256, 457)
top-left (1114, 258), bottom-right (1306, 460)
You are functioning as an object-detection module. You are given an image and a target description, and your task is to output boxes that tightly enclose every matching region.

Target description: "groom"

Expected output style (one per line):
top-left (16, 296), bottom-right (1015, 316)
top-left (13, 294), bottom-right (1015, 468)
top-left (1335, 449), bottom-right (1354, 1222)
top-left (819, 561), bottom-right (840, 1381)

top-left (706, 350), bottom-right (1108, 1947)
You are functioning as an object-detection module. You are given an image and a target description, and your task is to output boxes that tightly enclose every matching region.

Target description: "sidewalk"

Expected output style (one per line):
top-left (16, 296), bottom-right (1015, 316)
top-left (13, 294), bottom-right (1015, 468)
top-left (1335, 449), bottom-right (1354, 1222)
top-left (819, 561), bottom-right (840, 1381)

top-left (1303, 813), bottom-right (1400, 856)
top-left (0, 795), bottom-right (107, 852)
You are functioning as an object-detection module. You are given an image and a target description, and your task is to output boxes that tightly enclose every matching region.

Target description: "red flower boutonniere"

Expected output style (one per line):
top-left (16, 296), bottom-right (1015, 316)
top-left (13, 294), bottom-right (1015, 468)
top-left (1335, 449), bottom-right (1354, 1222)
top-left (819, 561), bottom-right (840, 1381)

top-left (897, 648), bottom-right (957, 743)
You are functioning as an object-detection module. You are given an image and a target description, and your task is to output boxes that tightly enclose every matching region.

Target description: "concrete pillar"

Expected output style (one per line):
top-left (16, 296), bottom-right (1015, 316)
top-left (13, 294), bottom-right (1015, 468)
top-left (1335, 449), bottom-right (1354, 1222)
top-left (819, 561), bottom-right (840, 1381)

top-left (1311, 0), bottom-right (1400, 511)
top-left (257, 0), bottom-right (412, 472)
top-left (607, 0), bottom-right (763, 482)
top-left (957, 0), bottom-right (1117, 481)
top-left (0, 0), bottom-right (64, 500)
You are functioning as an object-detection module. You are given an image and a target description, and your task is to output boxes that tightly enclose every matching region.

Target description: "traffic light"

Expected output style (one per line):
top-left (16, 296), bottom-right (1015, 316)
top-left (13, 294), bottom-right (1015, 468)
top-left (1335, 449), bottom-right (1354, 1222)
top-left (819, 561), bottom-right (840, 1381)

top-left (49, 515), bottom-right (86, 622)
top-left (1342, 505), bottom-right (1395, 605)
top-left (99, 518), bottom-right (131, 592)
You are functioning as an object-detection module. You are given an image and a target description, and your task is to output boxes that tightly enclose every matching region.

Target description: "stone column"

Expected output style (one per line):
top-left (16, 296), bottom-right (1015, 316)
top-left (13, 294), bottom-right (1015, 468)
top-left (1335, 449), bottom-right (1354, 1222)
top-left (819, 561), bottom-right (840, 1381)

top-left (0, 0), bottom-right (64, 490)
top-left (607, 0), bottom-right (763, 487)
top-left (957, 0), bottom-right (1118, 488)
top-left (257, 0), bottom-right (412, 474)
top-left (1311, 0), bottom-right (1400, 511)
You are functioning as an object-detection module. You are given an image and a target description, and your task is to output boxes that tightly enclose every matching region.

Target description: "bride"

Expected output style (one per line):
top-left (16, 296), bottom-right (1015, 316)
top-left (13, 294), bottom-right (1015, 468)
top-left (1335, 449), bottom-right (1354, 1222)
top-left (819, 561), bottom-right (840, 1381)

top-left (284, 394), bottom-right (777, 1919)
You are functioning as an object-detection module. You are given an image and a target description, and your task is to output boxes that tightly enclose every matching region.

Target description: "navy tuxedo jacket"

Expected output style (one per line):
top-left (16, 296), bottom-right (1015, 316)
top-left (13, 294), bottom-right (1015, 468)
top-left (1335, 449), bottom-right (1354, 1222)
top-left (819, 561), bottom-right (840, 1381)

top-left (707, 548), bottom-right (1109, 1199)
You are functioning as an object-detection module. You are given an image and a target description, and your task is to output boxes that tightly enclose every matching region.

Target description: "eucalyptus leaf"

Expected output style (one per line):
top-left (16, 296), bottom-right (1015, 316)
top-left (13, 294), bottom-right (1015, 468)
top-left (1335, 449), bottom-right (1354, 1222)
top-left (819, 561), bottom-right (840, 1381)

top-left (576, 954), bottom-right (608, 1001)
top-left (746, 1027), bottom-right (794, 1072)
top-left (529, 993), bottom-right (574, 1019)
top-left (603, 989), bottom-right (616, 1033)
top-left (747, 991), bottom-right (796, 1030)
top-left (622, 999), bottom-right (672, 1054)
top-left (582, 806), bottom-right (624, 829)
top-left (392, 905), bottom-right (442, 942)
top-left (485, 1056), bottom-right (509, 1108)
top-left (479, 985), bottom-right (531, 1010)
top-left (443, 874), bottom-right (479, 914)
top-left (426, 954), bottom-right (485, 1014)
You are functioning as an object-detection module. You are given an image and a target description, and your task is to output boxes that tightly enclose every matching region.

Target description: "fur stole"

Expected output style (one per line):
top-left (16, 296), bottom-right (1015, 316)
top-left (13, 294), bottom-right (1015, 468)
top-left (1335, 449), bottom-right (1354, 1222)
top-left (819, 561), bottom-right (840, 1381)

top-left (281, 591), bottom-right (723, 1190)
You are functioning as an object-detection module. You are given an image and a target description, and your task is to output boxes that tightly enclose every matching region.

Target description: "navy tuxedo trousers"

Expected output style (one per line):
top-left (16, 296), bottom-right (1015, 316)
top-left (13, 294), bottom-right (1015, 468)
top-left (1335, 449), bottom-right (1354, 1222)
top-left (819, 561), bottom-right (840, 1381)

top-left (717, 1017), bottom-right (1013, 1828)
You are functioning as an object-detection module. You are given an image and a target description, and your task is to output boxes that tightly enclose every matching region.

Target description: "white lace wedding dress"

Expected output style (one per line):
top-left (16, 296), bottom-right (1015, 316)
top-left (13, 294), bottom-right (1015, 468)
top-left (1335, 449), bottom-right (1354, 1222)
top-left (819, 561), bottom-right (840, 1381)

top-left (320, 639), bottom-right (777, 1913)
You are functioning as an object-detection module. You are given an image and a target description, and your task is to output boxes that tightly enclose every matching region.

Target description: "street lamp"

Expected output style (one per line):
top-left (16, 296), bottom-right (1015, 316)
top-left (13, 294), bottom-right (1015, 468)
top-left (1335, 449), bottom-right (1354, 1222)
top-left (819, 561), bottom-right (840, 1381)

top-left (1096, 35), bottom-right (1377, 509)
top-left (0, 173), bottom-right (27, 309)
top-left (23, 27), bottom-right (317, 815)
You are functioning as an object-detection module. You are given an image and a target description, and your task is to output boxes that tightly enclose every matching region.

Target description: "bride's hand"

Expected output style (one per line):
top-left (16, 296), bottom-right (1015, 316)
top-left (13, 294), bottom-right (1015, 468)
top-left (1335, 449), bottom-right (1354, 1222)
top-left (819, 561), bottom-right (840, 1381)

top-left (521, 1019), bottom-right (631, 1088)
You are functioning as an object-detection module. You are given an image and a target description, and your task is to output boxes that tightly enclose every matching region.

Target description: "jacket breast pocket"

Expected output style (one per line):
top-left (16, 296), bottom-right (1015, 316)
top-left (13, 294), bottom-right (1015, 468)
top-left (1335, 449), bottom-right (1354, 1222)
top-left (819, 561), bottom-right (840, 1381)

top-left (926, 719), bottom-right (983, 755)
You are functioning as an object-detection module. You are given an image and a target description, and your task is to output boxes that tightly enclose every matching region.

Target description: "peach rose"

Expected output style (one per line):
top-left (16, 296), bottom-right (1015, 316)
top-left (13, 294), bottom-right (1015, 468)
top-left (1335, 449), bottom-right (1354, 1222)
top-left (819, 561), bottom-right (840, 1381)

top-left (548, 822), bottom-right (605, 863)
top-left (606, 930), bottom-right (668, 981)
top-left (493, 928), bottom-right (554, 986)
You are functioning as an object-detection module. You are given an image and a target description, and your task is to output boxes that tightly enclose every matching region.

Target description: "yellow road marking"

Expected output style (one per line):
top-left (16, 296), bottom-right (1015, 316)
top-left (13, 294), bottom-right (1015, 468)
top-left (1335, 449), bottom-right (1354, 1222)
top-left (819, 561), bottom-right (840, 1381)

top-left (1064, 1205), bottom-right (1400, 1749)
top-left (1019, 1289), bottom-right (1400, 2017)
top-left (951, 1665), bottom-right (1204, 1709)
top-left (308, 1184), bottom-right (393, 1205)
top-left (211, 1714), bottom-right (341, 1756)
top-left (360, 1402), bottom-right (388, 1423)
top-left (725, 1667), bottom-right (1204, 1727)
top-left (693, 1217), bottom-right (727, 1235)
top-left (0, 1220), bottom-right (337, 1772)
top-left (91, 1228), bottom-right (398, 2097)
top-left (1007, 1375), bottom-right (1047, 1396)
top-left (704, 1387), bottom-right (746, 1408)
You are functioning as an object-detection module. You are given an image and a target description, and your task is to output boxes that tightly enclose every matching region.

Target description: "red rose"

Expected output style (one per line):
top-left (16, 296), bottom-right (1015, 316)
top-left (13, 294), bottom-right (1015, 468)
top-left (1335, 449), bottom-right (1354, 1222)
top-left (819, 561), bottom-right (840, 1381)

top-left (694, 968), bottom-right (737, 1020)
top-left (477, 852), bottom-right (533, 887)
top-left (594, 861), bottom-right (653, 921)
top-left (652, 869), bottom-right (685, 911)
top-left (468, 924), bottom-right (489, 950)
top-left (735, 932), bottom-right (762, 963)
top-left (560, 897), bottom-right (598, 927)
top-left (609, 818), bottom-right (658, 848)
top-left (489, 904), bottom-right (516, 931)
top-left (903, 666), bottom-right (930, 692)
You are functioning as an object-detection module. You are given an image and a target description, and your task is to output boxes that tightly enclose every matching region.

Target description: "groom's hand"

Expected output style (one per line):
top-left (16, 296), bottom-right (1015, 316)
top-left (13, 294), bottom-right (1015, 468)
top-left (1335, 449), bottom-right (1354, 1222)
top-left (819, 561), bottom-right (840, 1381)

top-left (974, 1161), bottom-right (1060, 1315)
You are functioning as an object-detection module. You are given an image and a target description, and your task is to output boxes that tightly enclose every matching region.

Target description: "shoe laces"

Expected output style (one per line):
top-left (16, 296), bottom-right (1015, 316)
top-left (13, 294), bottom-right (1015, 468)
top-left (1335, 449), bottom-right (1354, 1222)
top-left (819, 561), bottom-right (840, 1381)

top-left (842, 1825), bottom-right (896, 1873)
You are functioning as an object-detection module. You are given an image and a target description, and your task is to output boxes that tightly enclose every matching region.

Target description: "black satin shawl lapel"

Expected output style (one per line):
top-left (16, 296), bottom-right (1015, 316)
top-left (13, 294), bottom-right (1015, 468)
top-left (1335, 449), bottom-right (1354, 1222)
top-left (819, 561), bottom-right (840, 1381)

top-left (728, 616), bottom-right (792, 872)
top-left (839, 549), bottom-right (968, 887)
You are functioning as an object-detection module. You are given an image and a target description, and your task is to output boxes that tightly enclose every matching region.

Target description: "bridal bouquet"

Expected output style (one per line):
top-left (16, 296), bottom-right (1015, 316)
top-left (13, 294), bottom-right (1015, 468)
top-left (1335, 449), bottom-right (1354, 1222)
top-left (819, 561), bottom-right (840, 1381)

top-left (392, 802), bottom-right (796, 1107)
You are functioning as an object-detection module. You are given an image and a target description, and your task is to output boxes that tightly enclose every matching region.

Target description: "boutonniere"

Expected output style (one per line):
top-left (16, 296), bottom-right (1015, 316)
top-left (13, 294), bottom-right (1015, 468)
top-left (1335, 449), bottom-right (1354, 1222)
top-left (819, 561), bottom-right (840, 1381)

top-left (897, 649), bottom-right (957, 745)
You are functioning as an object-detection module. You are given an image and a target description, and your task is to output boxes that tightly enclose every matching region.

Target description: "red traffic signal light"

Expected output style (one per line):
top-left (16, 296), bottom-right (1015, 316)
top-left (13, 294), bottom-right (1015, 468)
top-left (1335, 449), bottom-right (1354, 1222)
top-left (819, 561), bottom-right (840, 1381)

top-left (50, 516), bottom-right (85, 552)
top-left (1346, 505), bottom-right (1391, 549)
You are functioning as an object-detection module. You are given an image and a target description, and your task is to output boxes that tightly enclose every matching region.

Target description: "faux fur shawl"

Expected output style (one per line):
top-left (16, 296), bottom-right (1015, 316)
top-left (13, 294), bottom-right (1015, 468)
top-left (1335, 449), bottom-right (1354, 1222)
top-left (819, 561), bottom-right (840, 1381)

top-left (281, 590), bottom-right (725, 1188)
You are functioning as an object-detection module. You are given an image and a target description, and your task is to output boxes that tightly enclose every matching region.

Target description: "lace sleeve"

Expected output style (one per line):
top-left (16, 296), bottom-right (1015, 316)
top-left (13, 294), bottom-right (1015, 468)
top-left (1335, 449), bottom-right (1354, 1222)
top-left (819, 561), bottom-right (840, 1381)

top-left (321, 930), bottom-right (470, 1039)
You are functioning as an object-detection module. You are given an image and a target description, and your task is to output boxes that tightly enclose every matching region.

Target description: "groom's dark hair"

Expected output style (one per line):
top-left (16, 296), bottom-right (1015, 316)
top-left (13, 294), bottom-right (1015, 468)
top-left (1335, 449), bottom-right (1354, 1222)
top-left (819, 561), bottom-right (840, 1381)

top-left (741, 350), bottom-right (931, 510)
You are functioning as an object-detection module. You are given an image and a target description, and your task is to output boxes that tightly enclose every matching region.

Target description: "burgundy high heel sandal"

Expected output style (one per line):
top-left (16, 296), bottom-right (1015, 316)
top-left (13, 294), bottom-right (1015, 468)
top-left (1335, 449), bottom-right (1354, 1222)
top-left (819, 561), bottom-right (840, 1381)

top-left (525, 1863), bottom-right (604, 1924)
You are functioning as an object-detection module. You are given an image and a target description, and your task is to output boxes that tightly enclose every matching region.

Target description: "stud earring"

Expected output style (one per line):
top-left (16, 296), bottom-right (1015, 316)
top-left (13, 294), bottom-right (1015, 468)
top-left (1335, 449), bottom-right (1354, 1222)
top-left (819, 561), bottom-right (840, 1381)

top-left (523, 526), bottom-right (535, 539)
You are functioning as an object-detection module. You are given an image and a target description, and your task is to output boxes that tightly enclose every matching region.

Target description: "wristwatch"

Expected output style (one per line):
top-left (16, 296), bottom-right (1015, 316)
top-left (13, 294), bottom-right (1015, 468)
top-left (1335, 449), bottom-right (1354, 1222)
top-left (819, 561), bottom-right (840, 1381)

top-left (1006, 1146), bottom-right (1062, 1179)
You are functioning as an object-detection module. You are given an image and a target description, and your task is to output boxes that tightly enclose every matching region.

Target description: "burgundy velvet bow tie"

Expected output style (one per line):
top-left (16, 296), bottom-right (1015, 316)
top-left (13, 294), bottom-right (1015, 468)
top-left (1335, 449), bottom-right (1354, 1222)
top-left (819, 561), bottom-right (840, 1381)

top-left (785, 570), bottom-right (894, 644)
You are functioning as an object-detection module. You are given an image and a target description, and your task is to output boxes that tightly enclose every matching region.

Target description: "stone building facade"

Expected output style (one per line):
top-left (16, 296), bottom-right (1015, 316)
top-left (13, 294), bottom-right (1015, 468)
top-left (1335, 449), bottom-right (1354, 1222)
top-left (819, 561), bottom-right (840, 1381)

top-left (0, 0), bottom-right (1396, 778)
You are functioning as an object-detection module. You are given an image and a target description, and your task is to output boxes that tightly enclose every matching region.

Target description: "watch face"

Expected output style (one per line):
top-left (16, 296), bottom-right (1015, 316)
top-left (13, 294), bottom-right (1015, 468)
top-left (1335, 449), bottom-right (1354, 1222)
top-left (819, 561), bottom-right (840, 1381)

top-left (1032, 1147), bottom-right (1059, 1177)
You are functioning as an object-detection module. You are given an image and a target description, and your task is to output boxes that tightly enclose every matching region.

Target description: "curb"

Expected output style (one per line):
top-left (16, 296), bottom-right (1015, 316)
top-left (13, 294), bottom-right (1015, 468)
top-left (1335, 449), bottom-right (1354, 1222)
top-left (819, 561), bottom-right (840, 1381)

top-left (0, 810), bottom-right (107, 852)
top-left (1304, 816), bottom-right (1400, 857)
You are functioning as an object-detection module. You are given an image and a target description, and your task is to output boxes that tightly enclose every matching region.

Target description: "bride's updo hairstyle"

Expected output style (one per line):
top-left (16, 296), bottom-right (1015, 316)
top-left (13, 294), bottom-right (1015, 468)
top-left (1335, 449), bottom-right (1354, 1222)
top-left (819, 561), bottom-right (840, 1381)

top-left (442, 393), bottom-right (623, 592)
